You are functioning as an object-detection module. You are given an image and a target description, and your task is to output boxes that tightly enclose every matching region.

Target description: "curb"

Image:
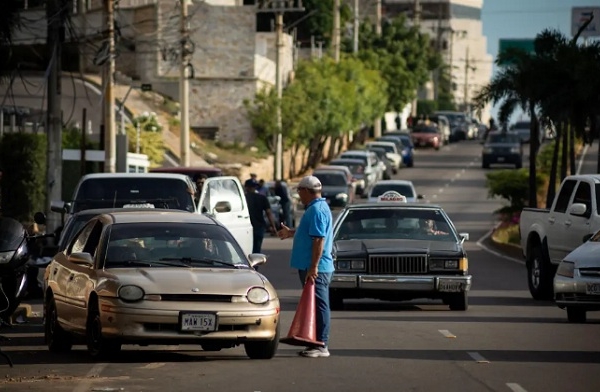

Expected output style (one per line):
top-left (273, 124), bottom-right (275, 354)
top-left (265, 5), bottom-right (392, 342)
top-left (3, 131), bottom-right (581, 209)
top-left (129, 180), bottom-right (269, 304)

top-left (476, 222), bottom-right (526, 265)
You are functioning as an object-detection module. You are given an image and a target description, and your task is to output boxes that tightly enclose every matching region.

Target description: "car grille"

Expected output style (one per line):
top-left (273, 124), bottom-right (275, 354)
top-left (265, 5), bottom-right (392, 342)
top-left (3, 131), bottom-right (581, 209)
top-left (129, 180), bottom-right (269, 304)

top-left (159, 294), bottom-right (232, 302)
top-left (368, 254), bottom-right (428, 274)
top-left (579, 268), bottom-right (600, 277)
top-left (492, 147), bottom-right (512, 154)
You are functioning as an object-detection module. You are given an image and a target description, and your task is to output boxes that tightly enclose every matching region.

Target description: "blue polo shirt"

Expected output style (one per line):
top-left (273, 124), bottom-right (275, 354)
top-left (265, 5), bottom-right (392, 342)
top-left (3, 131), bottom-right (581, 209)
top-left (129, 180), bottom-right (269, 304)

top-left (290, 198), bottom-right (335, 272)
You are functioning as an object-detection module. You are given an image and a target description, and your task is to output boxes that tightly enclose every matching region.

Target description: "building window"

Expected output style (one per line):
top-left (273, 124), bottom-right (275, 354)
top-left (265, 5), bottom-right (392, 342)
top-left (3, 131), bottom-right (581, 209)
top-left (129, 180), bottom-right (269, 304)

top-left (450, 4), bottom-right (481, 21)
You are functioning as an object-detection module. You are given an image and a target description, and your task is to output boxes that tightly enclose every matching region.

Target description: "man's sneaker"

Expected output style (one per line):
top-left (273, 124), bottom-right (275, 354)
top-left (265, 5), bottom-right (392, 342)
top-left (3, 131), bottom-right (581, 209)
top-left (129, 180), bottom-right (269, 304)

top-left (300, 347), bottom-right (330, 358)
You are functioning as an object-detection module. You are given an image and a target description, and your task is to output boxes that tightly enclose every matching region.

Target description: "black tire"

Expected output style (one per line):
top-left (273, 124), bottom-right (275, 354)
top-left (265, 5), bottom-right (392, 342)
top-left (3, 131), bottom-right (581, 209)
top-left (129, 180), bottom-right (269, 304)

top-left (45, 296), bottom-right (73, 352)
top-left (86, 302), bottom-right (122, 358)
top-left (526, 245), bottom-right (554, 300)
top-left (447, 292), bottom-right (468, 311)
top-left (407, 161), bottom-right (414, 168)
top-left (330, 291), bottom-right (344, 311)
top-left (566, 307), bottom-right (587, 323)
top-left (244, 323), bottom-right (279, 359)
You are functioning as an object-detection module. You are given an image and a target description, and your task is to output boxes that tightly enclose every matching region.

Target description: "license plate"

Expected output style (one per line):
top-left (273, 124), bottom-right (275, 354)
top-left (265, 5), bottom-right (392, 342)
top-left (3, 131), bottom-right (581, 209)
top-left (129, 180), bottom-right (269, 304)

top-left (439, 281), bottom-right (464, 293)
top-left (497, 157), bottom-right (505, 162)
top-left (586, 283), bottom-right (600, 295)
top-left (179, 312), bottom-right (217, 331)
top-left (123, 203), bottom-right (155, 208)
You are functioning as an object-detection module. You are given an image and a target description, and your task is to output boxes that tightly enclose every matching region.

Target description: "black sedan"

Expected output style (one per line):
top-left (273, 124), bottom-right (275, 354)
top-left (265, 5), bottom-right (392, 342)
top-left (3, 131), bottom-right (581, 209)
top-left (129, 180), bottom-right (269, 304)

top-left (330, 201), bottom-right (472, 311)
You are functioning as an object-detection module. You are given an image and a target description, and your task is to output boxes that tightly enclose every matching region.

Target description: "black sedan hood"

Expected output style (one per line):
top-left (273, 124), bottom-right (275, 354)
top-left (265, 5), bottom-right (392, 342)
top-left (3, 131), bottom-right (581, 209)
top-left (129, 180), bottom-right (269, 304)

top-left (334, 239), bottom-right (463, 255)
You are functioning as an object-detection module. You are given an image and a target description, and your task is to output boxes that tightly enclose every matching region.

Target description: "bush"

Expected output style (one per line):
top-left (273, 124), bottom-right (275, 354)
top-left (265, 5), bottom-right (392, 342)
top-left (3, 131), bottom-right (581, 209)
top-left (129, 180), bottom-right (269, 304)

top-left (485, 168), bottom-right (547, 216)
top-left (0, 133), bottom-right (47, 222)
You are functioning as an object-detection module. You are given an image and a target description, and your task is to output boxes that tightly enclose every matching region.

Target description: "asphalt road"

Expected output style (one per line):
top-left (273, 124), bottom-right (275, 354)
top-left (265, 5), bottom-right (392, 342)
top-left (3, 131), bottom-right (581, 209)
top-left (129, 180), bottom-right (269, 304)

top-left (1, 140), bottom-right (599, 392)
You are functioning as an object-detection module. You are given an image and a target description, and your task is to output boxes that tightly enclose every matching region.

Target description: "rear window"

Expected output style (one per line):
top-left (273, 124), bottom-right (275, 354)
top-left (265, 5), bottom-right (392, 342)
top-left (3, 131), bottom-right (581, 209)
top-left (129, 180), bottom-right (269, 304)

top-left (73, 178), bottom-right (195, 213)
top-left (314, 173), bottom-right (347, 186)
top-left (369, 143), bottom-right (395, 153)
top-left (330, 161), bottom-right (365, 174)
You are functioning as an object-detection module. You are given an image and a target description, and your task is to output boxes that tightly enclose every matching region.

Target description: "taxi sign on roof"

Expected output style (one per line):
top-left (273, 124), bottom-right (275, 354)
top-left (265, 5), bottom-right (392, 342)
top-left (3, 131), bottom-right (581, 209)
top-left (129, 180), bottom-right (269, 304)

top-left (377, 191), bottom-right (407, 203)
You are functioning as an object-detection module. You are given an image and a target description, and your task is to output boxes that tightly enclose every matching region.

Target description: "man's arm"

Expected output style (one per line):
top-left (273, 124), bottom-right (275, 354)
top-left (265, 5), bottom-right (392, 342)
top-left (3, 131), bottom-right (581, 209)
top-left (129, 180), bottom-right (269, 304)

top-left (307, 236), bottom-right (325, 282)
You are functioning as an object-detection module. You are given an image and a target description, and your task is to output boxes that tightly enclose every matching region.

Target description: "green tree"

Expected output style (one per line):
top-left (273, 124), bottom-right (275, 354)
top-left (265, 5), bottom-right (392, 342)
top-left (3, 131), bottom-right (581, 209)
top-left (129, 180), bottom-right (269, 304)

top-left (126, 114), bottom-right (165, 166)
top-left (356, 16), bottom-right (439, 112)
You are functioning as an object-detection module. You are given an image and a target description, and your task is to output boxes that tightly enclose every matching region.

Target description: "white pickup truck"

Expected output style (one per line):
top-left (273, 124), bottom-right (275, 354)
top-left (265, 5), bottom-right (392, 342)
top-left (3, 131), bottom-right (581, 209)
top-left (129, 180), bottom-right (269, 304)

top-left (519, 174), bottom-right (600, 300)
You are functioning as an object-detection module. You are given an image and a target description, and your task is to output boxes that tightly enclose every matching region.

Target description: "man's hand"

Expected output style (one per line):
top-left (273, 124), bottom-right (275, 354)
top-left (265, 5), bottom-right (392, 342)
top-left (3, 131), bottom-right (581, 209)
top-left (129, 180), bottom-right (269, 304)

top-left (277, 223), bottom-right (293, 240)
top-left (306, 266), bottom-right (318, 283)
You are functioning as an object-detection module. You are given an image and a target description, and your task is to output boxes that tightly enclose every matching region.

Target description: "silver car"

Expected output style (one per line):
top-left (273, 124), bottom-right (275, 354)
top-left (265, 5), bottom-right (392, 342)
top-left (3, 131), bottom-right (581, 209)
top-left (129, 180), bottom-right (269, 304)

top-left (553, 229), bottom-right (600, 323)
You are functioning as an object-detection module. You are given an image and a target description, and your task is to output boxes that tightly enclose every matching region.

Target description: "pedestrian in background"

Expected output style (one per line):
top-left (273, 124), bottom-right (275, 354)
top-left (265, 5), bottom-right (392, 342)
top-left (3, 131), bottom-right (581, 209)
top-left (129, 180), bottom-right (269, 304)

top-left (244, 178), bottom-right (277, 256)
top-left (277, 175), bottom-right (334, 358)
top-left (274, 180), bottom-right (292, 228)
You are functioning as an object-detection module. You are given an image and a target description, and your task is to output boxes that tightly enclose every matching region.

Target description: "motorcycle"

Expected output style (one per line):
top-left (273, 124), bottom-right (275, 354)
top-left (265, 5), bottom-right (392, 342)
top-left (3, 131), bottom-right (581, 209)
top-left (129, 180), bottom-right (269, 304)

top-left (0, 212), bottom-right (54, 325)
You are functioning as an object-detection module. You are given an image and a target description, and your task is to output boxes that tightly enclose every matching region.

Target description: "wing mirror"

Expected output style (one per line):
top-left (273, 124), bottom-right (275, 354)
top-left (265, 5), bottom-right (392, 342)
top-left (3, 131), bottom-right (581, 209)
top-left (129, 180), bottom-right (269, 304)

top-left (569, 203), bottom-right (587, 216)
top-left (68, 252), bottom-right (94, 266)
top-left (459, 233), bottom-right (470, 242)
top-left (248, 253), bottom-right (267, 268)
top-left (50, 200), bottom-right (68, 213)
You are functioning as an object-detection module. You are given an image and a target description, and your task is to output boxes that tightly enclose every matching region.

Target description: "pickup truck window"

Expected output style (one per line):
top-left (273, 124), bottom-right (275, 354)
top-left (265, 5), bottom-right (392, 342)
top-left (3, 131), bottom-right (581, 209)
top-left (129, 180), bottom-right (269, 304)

top-left (573, 182), bottom-right (592, 216)
top-left (554, 179), bottom-right (577, 213)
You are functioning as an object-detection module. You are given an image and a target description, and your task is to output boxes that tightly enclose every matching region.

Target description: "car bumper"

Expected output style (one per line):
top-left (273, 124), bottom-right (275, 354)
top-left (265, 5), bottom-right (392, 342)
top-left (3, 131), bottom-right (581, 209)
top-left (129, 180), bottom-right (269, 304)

top-left (98, 297), bottom-right (280, 342)
top-left (482, 153), bottom-right (521, 164)
top-left (331, 274), bottom-right (472, 292)
top-left (554, 276), bottom-right (600, 310)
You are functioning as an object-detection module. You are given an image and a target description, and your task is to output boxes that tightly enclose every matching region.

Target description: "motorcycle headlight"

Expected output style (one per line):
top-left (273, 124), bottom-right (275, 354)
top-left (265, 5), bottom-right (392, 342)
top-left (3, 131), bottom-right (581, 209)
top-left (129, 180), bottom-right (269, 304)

top-left (336, 193), bottom-right (348, 200)
top-left (510, 147), bottom-right (520, 153)
top-left (556, 260), bottom-right (574, 278)
top-left (118, 285), bottom-right (145, 302)
top-left (0, 251), bottom-right (15, 264)
top-left (247, 287), bottom-right (270, 304)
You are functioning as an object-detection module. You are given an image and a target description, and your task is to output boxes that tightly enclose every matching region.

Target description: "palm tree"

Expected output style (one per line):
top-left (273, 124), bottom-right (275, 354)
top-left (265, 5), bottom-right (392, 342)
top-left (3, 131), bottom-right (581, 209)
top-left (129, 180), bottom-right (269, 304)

top-left (474, 48), bottom-right (543, 208)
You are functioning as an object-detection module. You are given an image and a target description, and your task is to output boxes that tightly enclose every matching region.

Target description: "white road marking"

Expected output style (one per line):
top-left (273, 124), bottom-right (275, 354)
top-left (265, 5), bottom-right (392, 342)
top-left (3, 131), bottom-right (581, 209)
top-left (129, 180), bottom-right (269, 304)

top-left (461, 169), bottom-right (466, 173)
top-left (467, 352), bottom-right (490, 363)
top-left (438, 329), bottom-right (456, 338)
top-left (139, 362), bottom-right (166, 369)
top-left (476, 227), bottom-right (526, 265)
top-left (73, 363), bottom-right (108, 392)
top-left (506, 383), bottom-right (528, 392)
top-left (438, 188), bottom-right (444, 193)
top-left (454, 173), bottom-right (460, 178)
top-left (576, 144), bottom-right (589, 174)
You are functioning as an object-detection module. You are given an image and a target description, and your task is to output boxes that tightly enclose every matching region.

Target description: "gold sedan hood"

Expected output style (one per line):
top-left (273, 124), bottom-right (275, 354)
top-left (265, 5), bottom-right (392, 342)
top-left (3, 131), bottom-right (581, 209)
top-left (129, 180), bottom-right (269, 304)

top-left (98, 268), bottom-right (267, 296)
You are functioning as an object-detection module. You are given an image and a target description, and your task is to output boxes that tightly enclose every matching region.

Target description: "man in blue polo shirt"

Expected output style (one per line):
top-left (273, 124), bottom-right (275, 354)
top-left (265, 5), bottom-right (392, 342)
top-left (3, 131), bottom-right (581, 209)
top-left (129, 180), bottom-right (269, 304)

top-left (277, 175), bottom-right (334, 358)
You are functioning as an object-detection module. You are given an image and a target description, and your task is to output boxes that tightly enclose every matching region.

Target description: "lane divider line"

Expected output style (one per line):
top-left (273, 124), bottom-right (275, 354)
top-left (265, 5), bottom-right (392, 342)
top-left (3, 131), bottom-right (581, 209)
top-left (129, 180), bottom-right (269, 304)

top-left (467, 351), bottom-right (490, 363)
top-left (438, 329), bottom-right (456, 338)
top-left (476, 226), bottom-right (526, 265)
top-left (72, 363), bottom-right (108, 392)
top-left (506, 383), bottom-right (528, 392)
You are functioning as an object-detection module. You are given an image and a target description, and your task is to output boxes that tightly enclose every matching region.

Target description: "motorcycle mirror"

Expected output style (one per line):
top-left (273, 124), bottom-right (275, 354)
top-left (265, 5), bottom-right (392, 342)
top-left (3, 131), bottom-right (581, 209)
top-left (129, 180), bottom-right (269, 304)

top-left (33, 212), bottom-right (47, 225)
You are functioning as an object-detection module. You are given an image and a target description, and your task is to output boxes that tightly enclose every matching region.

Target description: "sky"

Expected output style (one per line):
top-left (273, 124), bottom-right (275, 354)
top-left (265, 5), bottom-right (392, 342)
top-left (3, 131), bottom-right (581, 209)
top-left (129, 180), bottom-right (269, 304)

top-left (480, 0), bottom-right (600, 122)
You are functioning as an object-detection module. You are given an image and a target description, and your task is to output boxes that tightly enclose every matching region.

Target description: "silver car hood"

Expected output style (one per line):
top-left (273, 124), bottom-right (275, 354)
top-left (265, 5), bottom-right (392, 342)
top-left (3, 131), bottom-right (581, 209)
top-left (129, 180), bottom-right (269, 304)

top-left (565, 242), bottom-right (600, 269)
top-left (100, 268), bottom-right (266, 295)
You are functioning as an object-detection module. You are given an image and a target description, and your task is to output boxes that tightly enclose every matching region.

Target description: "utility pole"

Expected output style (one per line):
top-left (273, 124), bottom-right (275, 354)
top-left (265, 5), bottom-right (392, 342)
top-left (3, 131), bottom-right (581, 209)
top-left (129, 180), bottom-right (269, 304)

top-left (463, 46), bottom-right (475, 114)
top-left (258, 1), bottom-right (304, 181)
top-left (103, 0), bottom-right (116, 173)
top-left (46, 0), bottom-right (66, 232)
top-left (410, 0), bottom-right (421, 119)
top-left (180, 0), bottom-right (192, 167)
top-left (353, 0), bottom-right (359, 54)
top-left (333, 0), bottom-right (340, 62)
top-left (373, 0), bottom-right (382, 137)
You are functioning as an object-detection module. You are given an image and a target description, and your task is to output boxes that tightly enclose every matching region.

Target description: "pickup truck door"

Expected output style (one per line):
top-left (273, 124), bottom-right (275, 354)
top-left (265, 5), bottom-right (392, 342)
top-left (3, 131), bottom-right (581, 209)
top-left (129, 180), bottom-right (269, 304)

top-left (563, 180), bottom-right (594, 251)
top-left (546, 179), bottom-right (578, 263)
top-left (198, 177), bottom-right (253, 256)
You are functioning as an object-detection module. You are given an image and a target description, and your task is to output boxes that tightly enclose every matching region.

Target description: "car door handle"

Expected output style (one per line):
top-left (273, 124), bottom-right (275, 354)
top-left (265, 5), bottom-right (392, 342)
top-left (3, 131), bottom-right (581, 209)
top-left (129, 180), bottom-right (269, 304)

top-left (548, 217), bottom-right (555, 224)
top-left (564, 220), bottom-right (572, 226)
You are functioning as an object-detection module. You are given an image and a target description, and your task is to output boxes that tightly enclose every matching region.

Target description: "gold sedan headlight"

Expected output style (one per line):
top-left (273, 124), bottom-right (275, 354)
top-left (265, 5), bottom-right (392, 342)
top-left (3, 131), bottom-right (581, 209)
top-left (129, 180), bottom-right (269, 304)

top-left (247, 287), bottom-right (270, 304)
top-left (118, 285), bottom-right (145, 302)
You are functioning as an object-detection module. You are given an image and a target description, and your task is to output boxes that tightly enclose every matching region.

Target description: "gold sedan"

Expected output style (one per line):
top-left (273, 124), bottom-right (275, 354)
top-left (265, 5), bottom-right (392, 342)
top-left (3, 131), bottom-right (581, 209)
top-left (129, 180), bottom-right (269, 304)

top-left (44, 210), bottom-right (280, 359)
